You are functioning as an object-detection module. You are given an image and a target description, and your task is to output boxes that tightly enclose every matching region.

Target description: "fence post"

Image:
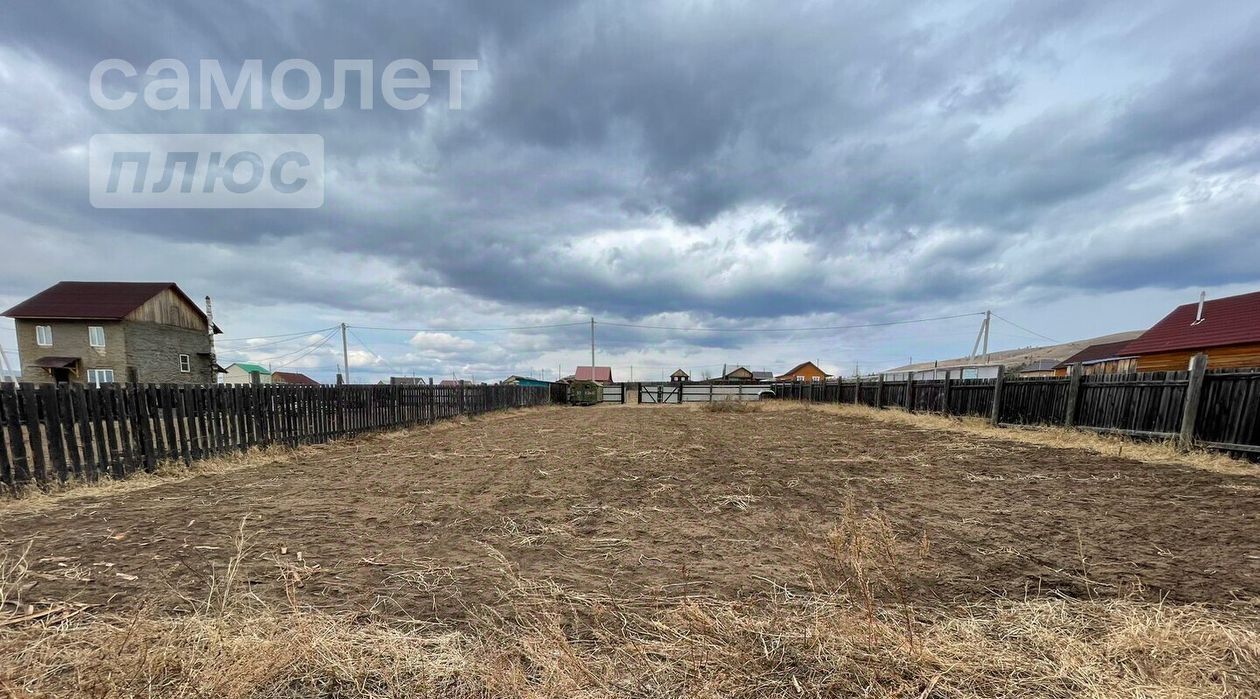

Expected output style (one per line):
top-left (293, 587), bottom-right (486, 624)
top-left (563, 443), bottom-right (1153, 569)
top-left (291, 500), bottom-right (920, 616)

top-left (940, 374), bottom-right (951, 415)
top-left (1179, 353), bottom-right (1208, 450)
top-left (904, 374), bottom-right (914, 412)
top-left (989, 367), bottom-right (1005, 426)
top-left (1064, 363), bottom-right (1083, 427)
top-left (853, 376), bottom-right (860, 405)
top-left (875, 374), bottom-right (884, 409)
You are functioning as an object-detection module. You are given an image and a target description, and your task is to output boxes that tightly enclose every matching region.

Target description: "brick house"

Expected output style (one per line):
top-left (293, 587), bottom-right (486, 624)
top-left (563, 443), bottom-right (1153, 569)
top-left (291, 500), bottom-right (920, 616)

top-left (2, 281), bottom-right (222, 385)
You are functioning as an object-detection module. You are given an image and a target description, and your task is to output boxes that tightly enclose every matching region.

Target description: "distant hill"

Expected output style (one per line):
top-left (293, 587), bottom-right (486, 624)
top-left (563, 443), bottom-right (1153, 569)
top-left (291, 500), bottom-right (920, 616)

top-left (883, 330), bottom-right (1144, 374)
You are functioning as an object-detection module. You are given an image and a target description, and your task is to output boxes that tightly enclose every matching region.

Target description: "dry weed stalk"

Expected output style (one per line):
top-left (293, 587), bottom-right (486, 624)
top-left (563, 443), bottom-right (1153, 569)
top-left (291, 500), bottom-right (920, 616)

top-left (1, 554), bottom-right (1258, 697)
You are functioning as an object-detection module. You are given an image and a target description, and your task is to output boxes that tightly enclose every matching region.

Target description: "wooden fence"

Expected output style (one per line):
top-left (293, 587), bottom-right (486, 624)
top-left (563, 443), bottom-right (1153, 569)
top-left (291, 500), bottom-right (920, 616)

top-left (0, 382), bottom-right (551, 490)
top-left (773, 356), bottom-right (1260, 456)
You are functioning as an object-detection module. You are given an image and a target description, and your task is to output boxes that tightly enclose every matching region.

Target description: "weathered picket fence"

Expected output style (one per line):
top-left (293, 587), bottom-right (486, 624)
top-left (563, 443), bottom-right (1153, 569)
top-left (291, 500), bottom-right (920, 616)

top-left (0, 382), bottom-right (551, 489)
top-left (774, 356), bottom-right (1260, 456)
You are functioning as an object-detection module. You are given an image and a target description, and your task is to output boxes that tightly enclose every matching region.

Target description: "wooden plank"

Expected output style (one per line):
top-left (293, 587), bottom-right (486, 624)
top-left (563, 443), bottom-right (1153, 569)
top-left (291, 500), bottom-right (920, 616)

top-left (158, 385), bottom-right (178, 462)
top-left (0, 386), bottom-right (25, 486)
top-left (234, 385), bottom-right (248, 451)
top-left (206, 385), bottom-right (221, 455)
top-left (989, 369), bottom-right (1005, 426)
top-left (1064, 363), bottom-right (1083, 427)
top-left (18, 384), bottom-right (47, 484)
top-left (99, 385), bottom-right (124, 478)
top-left (174, 385), bottom-right (192, 466)
top-left (135, 385), bottom-right (157, 472)
top-left (71, 384), bottom-right (97, 480)
top-left (85, 386), bottom-right (112, 478)
top-left (38, 384), bottom-right (68, 483)
top-left (58, 384), bottom-right (83, 480)
top-left (1179, 353), bottom-right (1208, 449)
top-left (117, 385), bottom-right (139, 474)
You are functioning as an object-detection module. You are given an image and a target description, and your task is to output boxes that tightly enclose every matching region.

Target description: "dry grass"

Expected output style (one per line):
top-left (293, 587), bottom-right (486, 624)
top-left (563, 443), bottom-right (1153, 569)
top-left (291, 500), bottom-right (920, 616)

top-left (2, 510), bottom-right (1257, 698)
top-left (0, 406), bottom-right (558, 517)
top-left (766, 401), bottom-right (1256, 477)
top-left (0, 445), bottom-right (305, 518)
top-left (702, 399), bottom-right (761, 413)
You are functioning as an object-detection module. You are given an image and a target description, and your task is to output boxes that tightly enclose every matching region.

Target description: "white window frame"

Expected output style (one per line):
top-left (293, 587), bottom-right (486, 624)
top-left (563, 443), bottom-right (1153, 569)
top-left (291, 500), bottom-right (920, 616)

top-left (35, 325), bottom-right (52, 347)
top-left (88, 325), bottom-right (106, 348)
top-left (179, 354), bottom-right (191, 373)
top-left (86, 368), bottom-right (114, 387)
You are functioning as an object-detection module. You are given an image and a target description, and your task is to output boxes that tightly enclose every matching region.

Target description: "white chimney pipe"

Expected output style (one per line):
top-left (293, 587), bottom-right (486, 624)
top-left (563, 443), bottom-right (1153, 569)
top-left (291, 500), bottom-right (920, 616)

top-left (1193, 291), bottom-right (1206, 325)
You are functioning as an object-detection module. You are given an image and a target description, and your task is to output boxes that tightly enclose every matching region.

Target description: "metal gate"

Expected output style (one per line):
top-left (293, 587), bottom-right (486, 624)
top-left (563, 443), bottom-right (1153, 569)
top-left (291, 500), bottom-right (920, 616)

top-left (637, 382), bottom-right (773, 403)
top-left (639, 383), bottom-right (682, 403)
top-left (600, 383), bottom-right (625, 404)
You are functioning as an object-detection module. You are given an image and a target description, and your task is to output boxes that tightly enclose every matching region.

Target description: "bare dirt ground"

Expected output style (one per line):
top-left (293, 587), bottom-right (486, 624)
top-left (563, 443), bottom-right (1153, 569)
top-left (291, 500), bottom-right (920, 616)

top-left (3, 403), bottom-right (1257, 620)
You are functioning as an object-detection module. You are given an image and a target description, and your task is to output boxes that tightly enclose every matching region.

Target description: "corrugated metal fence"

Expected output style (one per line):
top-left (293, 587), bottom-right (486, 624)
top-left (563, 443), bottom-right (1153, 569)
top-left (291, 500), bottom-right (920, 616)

top-left (0, 382), bottom-right (551, 490)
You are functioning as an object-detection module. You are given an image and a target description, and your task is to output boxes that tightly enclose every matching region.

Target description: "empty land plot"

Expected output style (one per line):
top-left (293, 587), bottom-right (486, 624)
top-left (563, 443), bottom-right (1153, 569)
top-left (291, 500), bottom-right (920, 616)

top-left (1, 403), bottom-right (1258, 697)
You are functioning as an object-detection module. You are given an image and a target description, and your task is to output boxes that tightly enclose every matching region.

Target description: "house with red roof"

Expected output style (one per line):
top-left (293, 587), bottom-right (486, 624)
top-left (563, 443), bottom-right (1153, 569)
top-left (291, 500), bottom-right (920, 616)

top-left (2, 281), bottom-right (222, 386)
top-left (1122, 290), bottom-right (1260, 371)
top-left (1051, 340), bottom-right (1138, 376)
top-left (573, 366), bottom-right (613, 384)
top-left (272, 371), bottom-right (321, 386)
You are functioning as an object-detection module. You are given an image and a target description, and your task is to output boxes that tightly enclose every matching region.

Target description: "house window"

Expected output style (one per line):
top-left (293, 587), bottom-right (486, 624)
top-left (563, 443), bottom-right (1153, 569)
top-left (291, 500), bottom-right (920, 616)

top-left (88, 326), bottom-right (106, 348)
top-left (179, 354), bottom-right (191, 373)
top-left (86, 368), bottom-right (114, 386)
top-left (35, 325), bottom-right (52, 346)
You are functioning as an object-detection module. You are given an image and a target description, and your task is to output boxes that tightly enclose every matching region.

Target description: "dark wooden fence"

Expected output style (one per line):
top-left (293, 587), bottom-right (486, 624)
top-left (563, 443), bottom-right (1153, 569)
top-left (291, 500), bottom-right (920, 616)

top-left (774, 356), bottom-right (1260, 457)
top-left (0, 382), bottom-right (551, 490)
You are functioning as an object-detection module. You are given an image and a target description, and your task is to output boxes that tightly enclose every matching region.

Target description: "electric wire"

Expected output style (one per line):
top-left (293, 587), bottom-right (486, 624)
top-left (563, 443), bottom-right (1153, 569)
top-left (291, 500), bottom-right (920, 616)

top-left (272, 332), bottom-right (336, 370)
top-left (990, 313), bottom-right (1059, 343)
top-left (348, 328), bottom-right (402, 376)
top-left (351, 321), bottom-right (589, 333)
top-left (600, 311), bottom-right (986, 333)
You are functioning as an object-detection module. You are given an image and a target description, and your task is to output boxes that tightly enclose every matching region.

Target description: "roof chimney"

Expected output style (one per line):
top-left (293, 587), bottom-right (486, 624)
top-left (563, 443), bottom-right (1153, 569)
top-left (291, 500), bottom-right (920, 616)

top-left (1192, 291), bottom-right (1206, 325)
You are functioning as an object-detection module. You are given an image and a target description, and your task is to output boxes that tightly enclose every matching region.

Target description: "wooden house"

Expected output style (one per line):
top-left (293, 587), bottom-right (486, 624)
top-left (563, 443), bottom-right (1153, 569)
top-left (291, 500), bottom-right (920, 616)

top-left (1052, 340), bottom-right (1137, 376)
top-left (669, 369), bottom-right (690, 383)
top-left (1123, 290), bottom-right (1260, 371)
top-left (775, 361), bottom-right (830, 382)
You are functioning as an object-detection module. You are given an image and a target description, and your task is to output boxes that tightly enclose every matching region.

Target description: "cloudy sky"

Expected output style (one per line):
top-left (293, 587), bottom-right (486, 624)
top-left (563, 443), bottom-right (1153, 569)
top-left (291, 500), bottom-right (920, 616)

top-left (1, 0), bottom-right (1258, 382)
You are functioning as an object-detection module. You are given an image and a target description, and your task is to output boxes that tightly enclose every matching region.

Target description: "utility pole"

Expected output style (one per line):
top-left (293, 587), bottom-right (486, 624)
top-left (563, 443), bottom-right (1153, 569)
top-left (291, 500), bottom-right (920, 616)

top-left (982, 310), bottom-right (991, 363)
top-left (205, 296), bottom-right (217, 383)
top-left (341, 322), bottom-right (350, 384)
top-left (590, 317), bottom-right (596, 373)
top-left (968, 310), bottom-right (992, 364)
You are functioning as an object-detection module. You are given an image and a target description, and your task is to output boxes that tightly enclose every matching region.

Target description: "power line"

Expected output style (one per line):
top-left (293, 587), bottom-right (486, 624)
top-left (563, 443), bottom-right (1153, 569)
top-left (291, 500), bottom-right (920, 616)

top-left (348, 328), bottom-right (403, 377)
top-left (214, 328), bottom-right (342, 352)
top-left (990, 313), bottom-right (1059, 343)
top-left (601, 312), bottom-right (986, 333)
top-left (215, 325), bottom-right (340, 346)
top-left (273, 332), bottom-right (336, 370)
top-left (350, 321), bottom-right (589, 333)
top-left (219, 329), bottom-right (338, 364)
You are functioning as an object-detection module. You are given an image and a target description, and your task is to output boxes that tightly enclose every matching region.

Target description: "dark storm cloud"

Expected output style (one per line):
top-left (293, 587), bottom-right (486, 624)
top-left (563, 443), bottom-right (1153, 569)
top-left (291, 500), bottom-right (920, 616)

top-left (1, 0), bottom-right (1259, 331)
